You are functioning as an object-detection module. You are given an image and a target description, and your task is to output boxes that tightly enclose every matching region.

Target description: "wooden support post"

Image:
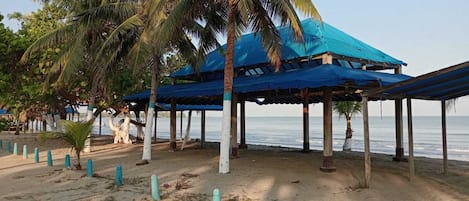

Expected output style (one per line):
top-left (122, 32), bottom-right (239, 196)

top-left (99, 112), bottom-right (102, 136)
top-left (240, 99), bottom-right (247, 149)
top-left (180, 111), bottom-right (183, 141)
top-left (394, 98), bottom-right (405, 161)
top-left (154, 108), bottom-right (158, 143)
top-left (302, 89), bottom-right (310, 152)
top-left (231, 94), bottom-right (238, 157)
top-left (362, 93), bottom-right (371, 188)
top-left (407, 98), bottom-right (415, 180)
top-left (170, 99), bottom-right (177, 151)
top-left (201, 110), bottom-right (206, 148)
top-left (441, 100), bottom-right (448, 174)
top-left (320, 88), bottom-right (336, 172)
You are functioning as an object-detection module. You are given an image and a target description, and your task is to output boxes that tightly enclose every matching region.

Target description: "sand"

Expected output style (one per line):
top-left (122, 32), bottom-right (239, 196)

top-left (1, 132), bottom-right (469, 201)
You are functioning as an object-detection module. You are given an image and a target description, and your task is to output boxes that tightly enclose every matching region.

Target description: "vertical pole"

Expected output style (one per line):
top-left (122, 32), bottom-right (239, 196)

top-left (34, 148), bottom-right (39, 163)
top-left (6, 141), bottom-right (11, 153)
top-left (0, 139), bottom-right (2, 151)
top-left (180, 111), bottom-right (183, 141)
top-left (201, 110), bottom-right (206, 148)
top-left (151, 175), bottom-right (161, 200)
top-left (170, 99), bottom-right (177, 151)
top-left (13, 143), bottom-right (18, 155)
top-left (441, 100), bottom-right (448, 174)
top-left (47, 150), bottom-right (53, 167)
top-left (240, 99), bottom-right (247, 149)
top-left (362, 94), bottom-right (371, 187)
top-left (302, 89), bottom-right (310, 152)
top-left (23, 145), bottom-right (28, 159)
top-left (154, 108), bottom-right (158, 143)
top-left (99, 112), bottom-right (102, 136)
top-left (320, 88), bottom-right (336, 172)
top-left (394, 67), bottom-right (405, 161)
top-left (65, 154), bottom-right (71, 169)
top-left (407, 98), bottom-right (415, 180)
top-left (115, 164), bottom-right (123, 186)
top-left (87, 159), bottom-right (93, 177)
top-left (231, 94), bottom-right (238, 157)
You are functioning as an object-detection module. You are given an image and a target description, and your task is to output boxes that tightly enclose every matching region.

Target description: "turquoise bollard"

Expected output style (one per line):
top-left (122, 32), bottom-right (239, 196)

top-left (23, 145), bottom-right (28, 159)
top-left (151, 175), bottom-right (160, 201)
top-left (34, 148), bottom-right (39, 163)
top-left (213, 188), bottom-right (221, 201)
top-left (47, 150), bottom-right (53, 167)
top-left (6, 141), bottom-right (11, 153)
top-left (115, 165), bottom-right (123, 186)
top-left (0, 139), bottom-right (3, 150)
top-left (64, 154), bottom-right (71, 169)
top-left (13, 143), bottom-right (18, 155)
top-left (87, 159), bottom-right (93, 177)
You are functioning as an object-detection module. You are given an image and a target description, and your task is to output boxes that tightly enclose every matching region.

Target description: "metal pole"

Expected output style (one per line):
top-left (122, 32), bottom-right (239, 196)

top-left (407, 98), bottom-right (415, 180)
top-left (441, 100), bottom-right (448, 174)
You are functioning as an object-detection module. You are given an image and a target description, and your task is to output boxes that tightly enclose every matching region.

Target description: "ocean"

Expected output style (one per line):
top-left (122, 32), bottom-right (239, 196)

top-left (91, 115), bottom-right (469, 161)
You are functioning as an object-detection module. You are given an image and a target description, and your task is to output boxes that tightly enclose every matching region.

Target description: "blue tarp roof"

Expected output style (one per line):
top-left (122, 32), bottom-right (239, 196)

top-left (0, 109), bottom-right (11, 115)
top-left (157, 104), bottom-right (222, 111)
top-left (125, 64), bottom-right (412, 102)
top-left (172, 18), bottom-right (406, 78)
top-left (371, 61), bottom-right (469, 100)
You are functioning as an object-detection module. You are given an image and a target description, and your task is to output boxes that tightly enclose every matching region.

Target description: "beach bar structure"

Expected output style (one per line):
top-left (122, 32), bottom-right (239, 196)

top-left (371, 61), bottom-right (469, 180)
top-left (124, 18), bottom-right (412, 185)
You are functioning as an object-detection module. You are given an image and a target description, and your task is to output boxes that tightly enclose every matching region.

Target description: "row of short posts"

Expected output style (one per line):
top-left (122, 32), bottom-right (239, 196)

top-left (1, 140), bottom-right (222, 200)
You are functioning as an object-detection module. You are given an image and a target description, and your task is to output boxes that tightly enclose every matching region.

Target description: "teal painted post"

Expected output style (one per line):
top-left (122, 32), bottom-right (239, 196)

top-left (151, 175), bottom-right (160, 200)
top-left (47, 150), bottom-right (53, 167)
top-left (6, 141), bottom-right (11, 153)
top-left (213, 188), bottom-right (221, 201)
top-left (64, 154), bottom-right (71, 169)
top-left (115, 165), bottom-right (123, 186)
top-left (23, 145), bottom-right (28, 159)
top-left (87, 159), bottom-right (93, 177)
top-left (13, 143), bottom-right (18, 155)
top-left (34, 148), bottom-right (39, 163)
top-left (0, 139), bottom-right (3, 151)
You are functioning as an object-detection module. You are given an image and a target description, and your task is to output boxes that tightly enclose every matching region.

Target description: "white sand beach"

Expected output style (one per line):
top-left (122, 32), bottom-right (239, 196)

top-left (1, 132), bottom-right (469, 201)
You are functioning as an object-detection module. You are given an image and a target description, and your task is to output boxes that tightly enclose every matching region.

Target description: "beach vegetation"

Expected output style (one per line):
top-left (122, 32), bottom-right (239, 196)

top-left (38, 119), bottom-right (94, 170)
top-left (333, 101), bottom-right (361, 151)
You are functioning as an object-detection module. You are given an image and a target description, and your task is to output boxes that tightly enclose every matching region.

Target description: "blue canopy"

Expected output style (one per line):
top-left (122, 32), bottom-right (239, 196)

top-left (125, 64), bottom-right (411, 102)
top-left (372, 61), bottom-right (469, 100)
top-left (172, 18), bottom-right (406, 78)
top-left (156, 104), bottom-right (222, 111)
top-left (0, 109), bottom-right (11, 115)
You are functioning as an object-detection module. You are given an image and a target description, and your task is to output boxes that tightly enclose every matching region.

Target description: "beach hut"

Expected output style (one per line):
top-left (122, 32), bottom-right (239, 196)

top-left (370, 61), bottom-right (469, 180)
top-left (124, 18), bottom-right (411, 184)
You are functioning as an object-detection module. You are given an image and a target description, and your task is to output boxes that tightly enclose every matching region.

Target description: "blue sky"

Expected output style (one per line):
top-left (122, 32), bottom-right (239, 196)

top-left (1, 0), bottom-right (468, 116)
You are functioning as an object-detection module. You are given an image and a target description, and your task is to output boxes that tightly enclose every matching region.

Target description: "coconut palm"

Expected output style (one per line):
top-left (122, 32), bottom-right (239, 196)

top-left (38, 119), bottom-right (94, 170)
top-left (157, 0), bottom-right (321, 173)
top-left (333, 101), bottom-right (361, 151)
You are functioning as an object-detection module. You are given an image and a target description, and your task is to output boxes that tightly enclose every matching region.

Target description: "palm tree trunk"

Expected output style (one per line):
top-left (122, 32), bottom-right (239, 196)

top-left (75, 149), bottom-right (82, 170)
top-left (219, 0), bottom-right (236, 174)
top-left (343, 115), bottom-right (353, 151)
top-left (142, 60), bottom-right (159, 161)
top-left (84, 83), bottom-right (98, 153)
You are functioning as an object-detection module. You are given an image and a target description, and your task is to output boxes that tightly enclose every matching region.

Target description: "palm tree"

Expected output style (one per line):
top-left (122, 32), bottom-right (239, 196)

top-left (96, 0), bottom-right (221, 162)
top-left (159, 0), bottom-right (321, 173)
top-left (38, 119), bottom-right (94, 170)
top-left (333, 101), bottom-right (361, 151)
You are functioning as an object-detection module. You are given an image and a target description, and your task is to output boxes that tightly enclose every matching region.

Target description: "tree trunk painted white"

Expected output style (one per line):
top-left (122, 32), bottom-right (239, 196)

top-left (220, 96), bottom-right (231, 173)
top-left (109, 116), bottom-right (121, 144)
top-left (121, 115), bottom-right (132, 144)
top-left (84, 104), bottom-right (94, 153)
top-left (342, 117), bottom-right (353, 151)
top-left (142, 60), bottom-right (159, 161)
top-left (45, 114), bottom-right (57, 131)
top-left (343, 138), bottom-right (352, 151)
top-left (181, 110), bottom-right (192, 150)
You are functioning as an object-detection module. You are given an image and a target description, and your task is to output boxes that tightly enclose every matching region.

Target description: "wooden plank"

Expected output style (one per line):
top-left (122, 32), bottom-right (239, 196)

top-left (302, 89), bottom-right (310, 152)
top-left (441, 101), bottom-right (448, 174)
top-left (320, 88), bottom-right (336, 172)
top-left (201, 110), bottom-right (206, 148)
top-left (407, 98), bottom-right (415, 180)
top-left (170, 99), bottom-right (177, 151)
top-left (240, 99), bottom-right (247, 148)
top-left (394, 99), bottom-right (405, 161)
top-left (362, 94), bottom-right (371, 187)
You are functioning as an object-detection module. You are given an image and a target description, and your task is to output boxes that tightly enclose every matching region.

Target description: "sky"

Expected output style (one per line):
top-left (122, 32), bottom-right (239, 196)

top-left (1, 0), bottom-right (468, 116)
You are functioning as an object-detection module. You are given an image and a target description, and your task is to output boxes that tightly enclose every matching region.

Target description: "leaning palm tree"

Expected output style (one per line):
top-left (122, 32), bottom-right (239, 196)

top-left (333, 101), bottom-right (361, 151)
top-left (158, 0), bottom-right (321, 173)
top-left (38, 119), bottom-right (94, 170)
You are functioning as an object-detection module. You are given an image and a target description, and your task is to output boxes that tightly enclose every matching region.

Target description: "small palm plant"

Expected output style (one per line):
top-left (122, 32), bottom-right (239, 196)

top-left (333, 101), bottom-right (361, 151)
top-left (39, 119), bottom-right (94, 170)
